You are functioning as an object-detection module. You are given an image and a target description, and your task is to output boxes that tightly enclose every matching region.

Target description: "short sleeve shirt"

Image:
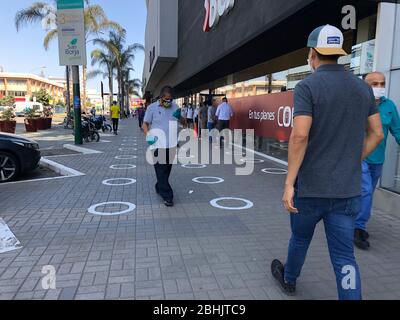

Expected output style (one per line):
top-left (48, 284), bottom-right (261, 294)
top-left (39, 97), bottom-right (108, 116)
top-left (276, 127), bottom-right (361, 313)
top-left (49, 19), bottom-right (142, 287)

top-left (110, 105), bottom-right (120, 119)
top-left (144, 101), bottom-right (179, 149)
top-left (294, 64), bottom-right (379, 198)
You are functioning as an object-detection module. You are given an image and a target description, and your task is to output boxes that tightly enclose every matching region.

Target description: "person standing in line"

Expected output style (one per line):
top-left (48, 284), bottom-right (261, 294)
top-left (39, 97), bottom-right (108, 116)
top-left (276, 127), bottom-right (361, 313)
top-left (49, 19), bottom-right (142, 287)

top-left (199, 101), bottom-right (209, 139)
top-left (216, 97), bottom-right (234, 148)
top-left (110, 101), bottom-right (121, 135)
top-left (90, 106), bottom-right (96, 117)
top-left (181, 103), bottom-right (188, 129)
top-left (186, 103), bottom-right (194, 129)
top-left (143, 86), bottom-right (183, 207)
top-left (354, 71), bottom-right (400, 250)
top-left (207, 98), bottom-right (218, 143)
top-left (271, 25), bottom-right (384, 300)
top-left (194, 104), bottom-right (200, 136)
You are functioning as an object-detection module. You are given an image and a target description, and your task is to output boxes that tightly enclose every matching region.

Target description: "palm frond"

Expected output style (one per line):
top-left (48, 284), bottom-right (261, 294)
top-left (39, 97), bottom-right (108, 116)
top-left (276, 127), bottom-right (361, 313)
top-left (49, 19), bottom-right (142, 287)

top-left (43, 29), bottom-right (58, 50)
top-left (15, 2), bottom-right (55, 31)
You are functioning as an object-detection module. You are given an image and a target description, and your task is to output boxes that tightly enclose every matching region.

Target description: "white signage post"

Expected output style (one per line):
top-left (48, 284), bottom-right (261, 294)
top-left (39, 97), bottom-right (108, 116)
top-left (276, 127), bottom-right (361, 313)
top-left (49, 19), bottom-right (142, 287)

top-left (57, 0), bottom-right (87, 145)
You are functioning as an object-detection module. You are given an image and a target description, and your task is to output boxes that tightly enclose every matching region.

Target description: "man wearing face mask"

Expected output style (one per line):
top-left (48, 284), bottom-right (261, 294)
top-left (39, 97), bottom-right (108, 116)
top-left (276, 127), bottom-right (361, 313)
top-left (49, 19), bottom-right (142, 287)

top-left (354, 72), bottom-right (400, 250)
top-left (143, 86), bottom-right (182, 207)
top-left (271, 25), bottom-right (384, 300)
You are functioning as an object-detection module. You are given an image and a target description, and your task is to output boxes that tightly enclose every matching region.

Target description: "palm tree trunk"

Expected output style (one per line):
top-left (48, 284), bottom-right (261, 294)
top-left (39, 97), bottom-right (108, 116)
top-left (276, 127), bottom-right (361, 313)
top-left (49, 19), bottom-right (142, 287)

top-left (108, 70), bottom-right (113, 107)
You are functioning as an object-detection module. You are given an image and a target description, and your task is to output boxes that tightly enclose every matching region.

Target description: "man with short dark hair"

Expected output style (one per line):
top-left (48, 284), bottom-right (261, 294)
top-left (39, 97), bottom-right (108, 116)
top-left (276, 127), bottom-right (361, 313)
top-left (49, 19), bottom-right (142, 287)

top-left (216, 97), bottom-right (234, 148)
top-left (271, 25), bottom-right (384, 300)
top-left (110, 101), bottom-right (120, 135)
top-left (143, 86), bottom-right (182, 207)
top-left (354, 72), bottom-right (400, 250)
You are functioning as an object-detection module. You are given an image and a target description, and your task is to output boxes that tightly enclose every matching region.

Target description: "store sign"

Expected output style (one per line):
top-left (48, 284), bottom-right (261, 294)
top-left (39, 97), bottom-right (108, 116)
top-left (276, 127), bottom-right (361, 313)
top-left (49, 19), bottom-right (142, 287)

top-left (229, 92), bottom-right (294, 142)
top-left (203, 0), bottom-right (235, 32)
top-left (57, 0), bottom-right (87, 66)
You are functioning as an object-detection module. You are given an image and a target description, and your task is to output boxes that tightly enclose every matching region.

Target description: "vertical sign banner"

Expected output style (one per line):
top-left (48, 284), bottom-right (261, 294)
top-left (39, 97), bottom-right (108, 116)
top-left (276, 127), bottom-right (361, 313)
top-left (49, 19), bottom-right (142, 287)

top-left (57, 0), bottom-right (87, 66)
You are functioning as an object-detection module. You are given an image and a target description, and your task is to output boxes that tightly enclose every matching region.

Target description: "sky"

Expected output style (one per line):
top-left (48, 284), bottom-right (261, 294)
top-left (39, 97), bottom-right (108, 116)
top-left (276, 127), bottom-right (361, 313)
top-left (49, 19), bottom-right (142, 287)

top-left (0, 0), bottom-right (146, 93)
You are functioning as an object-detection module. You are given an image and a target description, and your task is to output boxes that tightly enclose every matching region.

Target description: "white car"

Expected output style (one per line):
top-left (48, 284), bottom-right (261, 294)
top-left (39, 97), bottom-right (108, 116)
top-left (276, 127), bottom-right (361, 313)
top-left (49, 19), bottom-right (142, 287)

top-left (13, 102), bottom-right (43, 117)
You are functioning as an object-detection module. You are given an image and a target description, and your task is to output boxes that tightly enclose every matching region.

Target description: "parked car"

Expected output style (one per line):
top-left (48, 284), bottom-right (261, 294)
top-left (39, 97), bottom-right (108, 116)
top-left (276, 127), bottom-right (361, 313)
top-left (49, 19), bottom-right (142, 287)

top-left (13, 102), bottom-right (43, 117)
top-left (0, 133), bottom-right (41, 183)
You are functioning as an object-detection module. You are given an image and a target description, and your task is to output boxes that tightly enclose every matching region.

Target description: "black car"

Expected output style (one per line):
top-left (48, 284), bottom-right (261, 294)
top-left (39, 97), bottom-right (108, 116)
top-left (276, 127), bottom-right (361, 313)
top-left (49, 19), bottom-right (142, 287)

top-left (0, 133), bottom-right (41, 183)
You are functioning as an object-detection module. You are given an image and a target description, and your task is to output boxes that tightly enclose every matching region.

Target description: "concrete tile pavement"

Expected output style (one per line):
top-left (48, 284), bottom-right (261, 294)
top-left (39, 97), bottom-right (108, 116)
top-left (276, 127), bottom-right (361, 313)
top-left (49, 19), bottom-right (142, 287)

top-left (0, 117), bottom-right (399, 300)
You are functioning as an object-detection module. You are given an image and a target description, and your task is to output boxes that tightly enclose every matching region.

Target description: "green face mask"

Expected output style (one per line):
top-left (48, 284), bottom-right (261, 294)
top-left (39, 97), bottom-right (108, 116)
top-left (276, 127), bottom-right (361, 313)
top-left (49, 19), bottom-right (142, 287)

top-left (160, 99), bottom-right (172, 109)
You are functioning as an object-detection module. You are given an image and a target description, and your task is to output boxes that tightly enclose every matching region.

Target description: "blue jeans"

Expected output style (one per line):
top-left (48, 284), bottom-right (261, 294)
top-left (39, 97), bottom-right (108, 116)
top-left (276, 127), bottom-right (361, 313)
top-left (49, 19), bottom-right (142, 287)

top-left (284, 196), bottom-right (362, 300)
top-left (355, 161), bottom-right (383, 231)
top-left (207, 122), bottom-right (215, 143)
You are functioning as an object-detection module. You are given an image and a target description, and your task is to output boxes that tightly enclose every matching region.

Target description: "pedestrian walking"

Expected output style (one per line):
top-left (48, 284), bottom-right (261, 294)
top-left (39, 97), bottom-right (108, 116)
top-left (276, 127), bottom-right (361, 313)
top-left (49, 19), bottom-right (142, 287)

top-left (354, 71), bottom-right (400, 250)
top-left (137, 103), bottom-right (146, 130)
top-left (110, 101), bottom-right (120, 135)
top-left (181, 103), bottom-right (188, 129)
top-left (207, 99), bottom-right (218, 143)
top-left (143, 86), bottom-right (183, 207)
top-left (216, 97), bottom-right (234, 148)
top-left (271, 25), bottom-right (384, 300)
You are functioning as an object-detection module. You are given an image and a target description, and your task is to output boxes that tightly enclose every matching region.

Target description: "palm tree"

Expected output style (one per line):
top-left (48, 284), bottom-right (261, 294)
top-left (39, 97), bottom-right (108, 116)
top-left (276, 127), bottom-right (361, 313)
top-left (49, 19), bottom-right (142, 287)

top-left (88, 49), bottom-right (115, 106)
top-left (15, 1), bottom-right (123, 107)
top-left (92, 31), bottom-right (143, 116)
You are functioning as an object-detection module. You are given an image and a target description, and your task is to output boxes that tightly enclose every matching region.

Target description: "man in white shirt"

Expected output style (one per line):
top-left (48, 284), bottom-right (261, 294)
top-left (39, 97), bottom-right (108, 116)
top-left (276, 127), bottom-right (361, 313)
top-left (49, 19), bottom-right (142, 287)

top-left (143, 86), bottom-right (183, 207)
top-left (186, 104), bottom-right (194, 129)
top-left (216, 97), bottom-right (234, 147)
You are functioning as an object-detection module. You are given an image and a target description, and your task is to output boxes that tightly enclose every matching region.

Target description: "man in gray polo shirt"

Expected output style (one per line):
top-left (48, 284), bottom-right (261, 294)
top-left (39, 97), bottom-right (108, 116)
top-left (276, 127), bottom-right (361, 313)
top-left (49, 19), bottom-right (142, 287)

top-left (143, 86), bottom-right (182, 207)
top-left (271, 25), bottom-right (384, 300)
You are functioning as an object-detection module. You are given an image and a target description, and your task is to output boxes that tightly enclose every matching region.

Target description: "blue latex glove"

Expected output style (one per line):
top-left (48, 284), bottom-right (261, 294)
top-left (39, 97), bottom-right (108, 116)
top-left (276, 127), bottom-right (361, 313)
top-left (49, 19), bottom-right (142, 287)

top-left (146, 135), bottom-right (157, 146)
top-left (173, 109), bottom-right (182, 120)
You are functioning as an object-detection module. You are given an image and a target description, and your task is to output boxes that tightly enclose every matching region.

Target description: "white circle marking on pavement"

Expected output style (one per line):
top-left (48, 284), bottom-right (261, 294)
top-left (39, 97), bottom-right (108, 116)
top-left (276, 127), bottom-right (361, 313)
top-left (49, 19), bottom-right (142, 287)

top-left (192, 177), bottom-right (225, 184)
top-left (102, 178), bottom-right (137, 186)
top-left (119, 148), bottom-right (138, 152)
top-left (210, 197), bottom-right (254, 210)
top-left (261, 168), bottom-right (288, 175)
top-left (240, 159), bottom-right (265, 164)
top-left (88, 202), bottom-right (136, 216)
top-left (115, 155), bottom-right (138, 160)
top-left (181, 164), bottom-right (207, 169)
top-left (110, 164), bottom-right (137, 170)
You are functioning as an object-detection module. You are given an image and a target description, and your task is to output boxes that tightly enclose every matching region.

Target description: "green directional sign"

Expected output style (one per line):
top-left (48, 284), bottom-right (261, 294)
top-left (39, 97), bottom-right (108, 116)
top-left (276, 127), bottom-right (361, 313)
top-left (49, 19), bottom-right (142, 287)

top-left (57, 0), bottom-right (84, 10)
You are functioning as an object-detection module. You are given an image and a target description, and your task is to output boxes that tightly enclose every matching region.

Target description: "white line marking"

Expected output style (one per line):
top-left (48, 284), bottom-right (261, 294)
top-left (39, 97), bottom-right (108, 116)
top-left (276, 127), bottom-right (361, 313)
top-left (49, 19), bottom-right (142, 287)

top-left (210, 197), bottom-right (254, 211)
top-left (102, 178), bottom-right (137, 186)
top-left (192, 177), bottom-right (225, 184)
top-left (230, 142), bottom-right (288, 166)
top-left (63, 144), bottom-right (103, 155)
top-left (88, 202), bottom-right (136, 216)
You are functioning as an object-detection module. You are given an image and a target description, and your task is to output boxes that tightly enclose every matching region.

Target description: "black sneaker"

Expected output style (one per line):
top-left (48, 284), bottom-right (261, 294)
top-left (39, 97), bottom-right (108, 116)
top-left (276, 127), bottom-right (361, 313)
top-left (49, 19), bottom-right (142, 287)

top-left (271, 259), bottom-right (296, 296)
top-left (354, 229), bottom-right (370, 250)
top-left (164, 200), bottom-right (174, 207)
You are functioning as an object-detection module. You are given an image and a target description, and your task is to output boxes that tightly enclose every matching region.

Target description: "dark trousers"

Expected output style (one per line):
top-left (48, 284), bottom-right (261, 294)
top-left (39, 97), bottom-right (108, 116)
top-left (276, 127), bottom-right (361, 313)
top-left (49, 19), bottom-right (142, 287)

top-left (112, 118), bottom-right (119, 133)
top-left (138, 117), bottom-right (144, 128)
top-left (154, 148), bottom-right (176, 201)
top-left (217, 120), bottom-right (230, 147)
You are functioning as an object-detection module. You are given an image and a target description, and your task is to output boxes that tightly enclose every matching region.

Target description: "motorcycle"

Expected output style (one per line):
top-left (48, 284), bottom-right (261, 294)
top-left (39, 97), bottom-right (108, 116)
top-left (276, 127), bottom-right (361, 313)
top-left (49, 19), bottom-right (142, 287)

top-left (90, 115), bottom-right (112, 133)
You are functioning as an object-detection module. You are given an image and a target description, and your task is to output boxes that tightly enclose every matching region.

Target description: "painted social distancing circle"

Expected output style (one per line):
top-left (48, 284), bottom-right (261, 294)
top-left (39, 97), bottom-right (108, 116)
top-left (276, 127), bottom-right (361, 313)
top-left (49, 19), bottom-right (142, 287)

top-left (115, 155), bottom-right (137, 160)
top-left (88, 202), bottom-right (136, 216)
top-left (119, 148), bottom-right (138, 152)
top-left (262, 168), bottom-right (288, 175)
top-left (240, 159), bottom-right (265, 164)
top-left (110, 164), bottom-right (137, 170)
top-left (192, 177), bottom-right (224, 184)
top-left (181, 164), bottom-right (207, 169)
top-left (102, 178), bottom-right (137, 186)
top-left (210, 197), bottom-right (254, 211)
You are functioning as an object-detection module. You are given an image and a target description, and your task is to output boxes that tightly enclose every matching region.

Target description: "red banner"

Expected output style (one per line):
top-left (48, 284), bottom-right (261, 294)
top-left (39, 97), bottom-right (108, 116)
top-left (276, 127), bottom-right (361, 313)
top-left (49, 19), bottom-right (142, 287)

top-left (229, 91), bottom-right (294, 142)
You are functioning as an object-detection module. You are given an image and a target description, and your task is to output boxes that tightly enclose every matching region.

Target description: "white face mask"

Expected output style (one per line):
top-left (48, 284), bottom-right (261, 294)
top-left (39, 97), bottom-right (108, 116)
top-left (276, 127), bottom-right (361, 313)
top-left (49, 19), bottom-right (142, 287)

top-left (372, 87), bottom-right (386, 99)
top-left (307, 58), bottom-right (315, 73)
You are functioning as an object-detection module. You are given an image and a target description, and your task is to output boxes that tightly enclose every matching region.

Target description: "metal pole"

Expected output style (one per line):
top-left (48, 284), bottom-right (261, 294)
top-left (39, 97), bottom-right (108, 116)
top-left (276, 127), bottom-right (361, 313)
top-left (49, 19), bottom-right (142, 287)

top-left (66, 66), bottom-right (71, 114)
top-left (72, 66), bottom-right (83, 145)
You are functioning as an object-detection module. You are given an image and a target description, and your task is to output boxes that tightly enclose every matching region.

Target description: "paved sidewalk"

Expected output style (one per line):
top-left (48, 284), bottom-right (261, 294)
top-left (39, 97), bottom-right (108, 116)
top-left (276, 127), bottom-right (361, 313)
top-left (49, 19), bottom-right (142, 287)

top-left (1, 118), bottom-right (400, 300)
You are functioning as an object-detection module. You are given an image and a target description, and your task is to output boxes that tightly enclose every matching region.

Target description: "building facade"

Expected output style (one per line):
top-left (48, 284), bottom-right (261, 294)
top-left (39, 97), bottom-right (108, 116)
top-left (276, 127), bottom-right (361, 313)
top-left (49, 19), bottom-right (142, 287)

top-left (0, 72), bottom-right (65, 103)
top-left (143, 0), bottom-right (400, 208)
